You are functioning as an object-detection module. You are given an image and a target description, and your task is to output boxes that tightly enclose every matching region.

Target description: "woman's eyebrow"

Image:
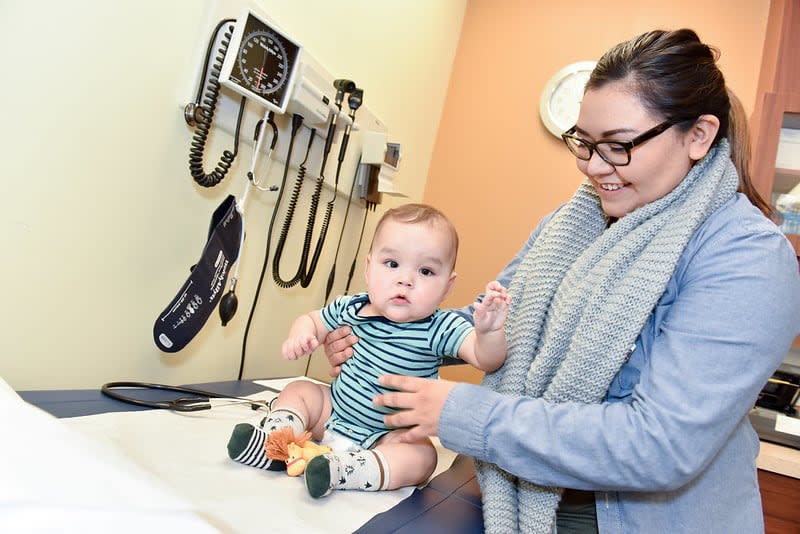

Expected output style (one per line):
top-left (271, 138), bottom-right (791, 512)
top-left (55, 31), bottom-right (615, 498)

top-left (574, 125), bottom-right (638, 138)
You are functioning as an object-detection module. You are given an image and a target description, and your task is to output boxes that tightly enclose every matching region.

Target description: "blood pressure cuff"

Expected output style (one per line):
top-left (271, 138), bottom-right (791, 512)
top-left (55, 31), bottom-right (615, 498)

top-left (153, 195), bottom-right (242, 353)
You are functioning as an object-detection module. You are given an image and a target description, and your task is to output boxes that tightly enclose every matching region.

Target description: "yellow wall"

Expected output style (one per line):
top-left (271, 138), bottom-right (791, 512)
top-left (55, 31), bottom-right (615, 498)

top-left (427, 0), bottom-right (771, 383)
top-left (0, 0), bottom-right (467, 390)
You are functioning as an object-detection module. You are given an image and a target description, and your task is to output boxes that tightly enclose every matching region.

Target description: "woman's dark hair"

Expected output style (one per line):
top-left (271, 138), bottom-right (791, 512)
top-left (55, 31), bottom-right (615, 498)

top-left (585, 29), bottom-right (771, 216)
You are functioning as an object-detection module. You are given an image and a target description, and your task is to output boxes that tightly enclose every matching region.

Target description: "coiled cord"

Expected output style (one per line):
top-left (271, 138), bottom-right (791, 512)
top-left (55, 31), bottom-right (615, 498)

top-left (271, 130), bottom-right (315, 287)
top-left (271, 122), bottom-right (333, 289)
top-left (188, 20), bottom-right (245, 188)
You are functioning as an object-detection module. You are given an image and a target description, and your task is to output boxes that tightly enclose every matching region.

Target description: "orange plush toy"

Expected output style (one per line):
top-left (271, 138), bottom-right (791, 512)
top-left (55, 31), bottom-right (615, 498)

top-left (265, 427), bottom-right (332, 477)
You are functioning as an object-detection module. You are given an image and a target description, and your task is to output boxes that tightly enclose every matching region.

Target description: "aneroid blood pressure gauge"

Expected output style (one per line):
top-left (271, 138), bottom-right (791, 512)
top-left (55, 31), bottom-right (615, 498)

top-left (220, 8), bottom-right (302, 114)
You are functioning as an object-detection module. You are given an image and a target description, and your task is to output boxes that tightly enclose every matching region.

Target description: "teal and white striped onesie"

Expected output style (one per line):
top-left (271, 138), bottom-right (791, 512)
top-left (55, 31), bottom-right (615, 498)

top-left (320, 292), bottom-right (472, 448)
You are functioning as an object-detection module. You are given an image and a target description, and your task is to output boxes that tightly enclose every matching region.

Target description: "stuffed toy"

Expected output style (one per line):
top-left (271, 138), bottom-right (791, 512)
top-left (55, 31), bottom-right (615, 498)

top-left (265, 427), bottom-right (332, 477)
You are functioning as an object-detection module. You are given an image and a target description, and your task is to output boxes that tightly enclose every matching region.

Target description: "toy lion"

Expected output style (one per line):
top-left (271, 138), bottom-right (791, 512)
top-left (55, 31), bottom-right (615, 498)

top-left (265, 427), bottom-right (331, 477)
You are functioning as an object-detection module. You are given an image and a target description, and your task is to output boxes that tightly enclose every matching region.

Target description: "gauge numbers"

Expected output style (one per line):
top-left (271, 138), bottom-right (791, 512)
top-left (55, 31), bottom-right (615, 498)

top-left (220, 9), bottom-right (301, 114)
top-left (238, 30), bottom-right (289, 96)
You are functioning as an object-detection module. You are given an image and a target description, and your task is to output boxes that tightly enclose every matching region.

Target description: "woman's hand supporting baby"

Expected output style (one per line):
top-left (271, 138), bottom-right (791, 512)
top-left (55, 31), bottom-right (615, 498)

top-left (374, 280), bottom-right (511, 442)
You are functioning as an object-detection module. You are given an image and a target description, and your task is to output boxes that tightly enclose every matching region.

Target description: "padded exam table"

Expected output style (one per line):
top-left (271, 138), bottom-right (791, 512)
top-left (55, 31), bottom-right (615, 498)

top-left (19, 380), bottom-right (484, 534)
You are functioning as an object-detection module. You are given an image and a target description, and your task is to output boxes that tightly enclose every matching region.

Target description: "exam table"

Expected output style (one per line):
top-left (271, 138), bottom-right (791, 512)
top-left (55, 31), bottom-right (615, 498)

top-left (18, 379), bottom-right (484, 533)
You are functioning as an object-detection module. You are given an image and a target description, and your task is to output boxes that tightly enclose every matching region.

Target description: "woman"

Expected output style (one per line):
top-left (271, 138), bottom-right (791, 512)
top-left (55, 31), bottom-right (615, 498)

top-left (326, 29), bottom-right (800, 533)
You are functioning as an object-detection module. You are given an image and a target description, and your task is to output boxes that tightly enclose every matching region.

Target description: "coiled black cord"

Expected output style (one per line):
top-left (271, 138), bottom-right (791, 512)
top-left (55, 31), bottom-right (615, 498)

top-left (188, 19), bottom-right (246, 187)
top-left (271, 123), bottom-right (334, 289)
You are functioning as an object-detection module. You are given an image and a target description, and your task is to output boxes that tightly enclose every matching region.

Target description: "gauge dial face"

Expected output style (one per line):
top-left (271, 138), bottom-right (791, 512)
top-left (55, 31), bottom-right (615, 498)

top-left (220, 10), bottom-right (301, 113)
top-left (237, 30), bottom-right (289, 96)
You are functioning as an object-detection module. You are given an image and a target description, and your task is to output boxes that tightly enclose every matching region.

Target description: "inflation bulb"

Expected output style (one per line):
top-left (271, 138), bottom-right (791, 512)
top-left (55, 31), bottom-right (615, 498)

top-left (219, 288), bottom-right (238, 326)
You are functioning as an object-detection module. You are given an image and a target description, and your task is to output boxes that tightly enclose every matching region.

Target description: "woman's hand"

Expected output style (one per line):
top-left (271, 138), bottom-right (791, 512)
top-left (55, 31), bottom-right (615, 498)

top-left (373, 375), bottom-right (458, 443)
top-left (322, 326), bottom-right (358, 377)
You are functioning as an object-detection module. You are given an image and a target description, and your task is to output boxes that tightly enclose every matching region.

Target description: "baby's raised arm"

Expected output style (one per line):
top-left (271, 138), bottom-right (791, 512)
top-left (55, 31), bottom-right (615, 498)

top-left (457, 281), bottom-right (511, 372)
top-left (473, 281), bottom-right (511, 334)
top-left (282, 310), bottom-right (330, 360)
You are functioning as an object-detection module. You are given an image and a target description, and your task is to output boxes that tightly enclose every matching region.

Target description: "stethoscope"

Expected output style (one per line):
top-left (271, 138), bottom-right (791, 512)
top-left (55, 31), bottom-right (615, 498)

top-left (101, 381), bottom-right (273, 413)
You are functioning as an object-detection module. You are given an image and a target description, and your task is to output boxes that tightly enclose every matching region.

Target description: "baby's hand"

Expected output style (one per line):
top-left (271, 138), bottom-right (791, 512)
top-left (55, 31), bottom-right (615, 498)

top-left (282, 334), bottom-right (319, 360)
top-left (473, 281), bottom-right (511, 334)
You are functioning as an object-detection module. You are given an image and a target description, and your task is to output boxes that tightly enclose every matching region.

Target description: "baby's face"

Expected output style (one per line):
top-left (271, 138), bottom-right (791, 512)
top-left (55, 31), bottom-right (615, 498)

top-left (363, 220), bottom-right (456, 322)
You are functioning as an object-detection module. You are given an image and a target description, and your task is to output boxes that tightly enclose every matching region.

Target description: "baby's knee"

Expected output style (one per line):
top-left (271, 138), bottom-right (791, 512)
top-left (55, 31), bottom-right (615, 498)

top-left (418, 441), bottom-right (437, 478)
top-left (282, 379), bottom-right (321, 395)
top-left (279, 380), bottom-right (330, 406)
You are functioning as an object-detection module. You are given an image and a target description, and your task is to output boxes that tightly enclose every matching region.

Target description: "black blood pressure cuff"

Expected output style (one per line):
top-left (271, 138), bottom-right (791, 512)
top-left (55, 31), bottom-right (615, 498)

top-left (153, 195), bottom-right (242, 353)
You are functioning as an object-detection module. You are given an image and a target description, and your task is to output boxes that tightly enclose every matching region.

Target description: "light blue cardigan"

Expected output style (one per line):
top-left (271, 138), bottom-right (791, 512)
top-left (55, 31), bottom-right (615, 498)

top-left (444, 193), bottom-right (800, 533)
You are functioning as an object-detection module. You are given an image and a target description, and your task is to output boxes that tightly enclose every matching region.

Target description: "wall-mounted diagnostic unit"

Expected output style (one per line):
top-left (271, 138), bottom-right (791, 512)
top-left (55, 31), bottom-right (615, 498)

top-left (356, 132), bottom-right (402, 204)
top-left (219, 8), bottom-right (302, 114)
top-left (166, 4), bottom-right (399, 372)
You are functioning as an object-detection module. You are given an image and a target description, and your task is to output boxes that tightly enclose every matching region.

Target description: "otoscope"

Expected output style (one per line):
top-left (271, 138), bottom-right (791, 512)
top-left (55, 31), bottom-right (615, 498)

top-left (324, 87), bottom-right (365, 301)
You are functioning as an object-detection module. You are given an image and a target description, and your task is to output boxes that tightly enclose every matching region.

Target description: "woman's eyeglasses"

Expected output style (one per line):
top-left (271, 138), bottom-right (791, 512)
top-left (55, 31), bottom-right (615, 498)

top-left (561, 119), bottom-right (686, 166)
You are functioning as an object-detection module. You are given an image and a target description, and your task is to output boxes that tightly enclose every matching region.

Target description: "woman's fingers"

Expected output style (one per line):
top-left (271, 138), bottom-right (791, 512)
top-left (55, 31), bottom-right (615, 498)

top-left (374, 375), bottom-right (457, 440)
top-left (322, 326), bottom-right (358, 375)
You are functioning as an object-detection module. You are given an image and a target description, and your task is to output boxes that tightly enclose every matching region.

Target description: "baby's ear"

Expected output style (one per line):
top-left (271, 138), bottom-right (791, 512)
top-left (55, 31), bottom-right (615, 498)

top-left (445, 271), bottom-right (457, 295)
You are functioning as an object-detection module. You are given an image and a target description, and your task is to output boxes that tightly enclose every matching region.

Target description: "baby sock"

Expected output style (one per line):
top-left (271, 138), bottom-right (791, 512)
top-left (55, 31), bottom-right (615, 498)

top-left (262, 408), bottom-right (306, 435)
top-left (304, 449), bottom-right (390, 498)
top-left (226, 423), bottom-right (285, 471)
top-left (226, 408), bottom-right (307, 471)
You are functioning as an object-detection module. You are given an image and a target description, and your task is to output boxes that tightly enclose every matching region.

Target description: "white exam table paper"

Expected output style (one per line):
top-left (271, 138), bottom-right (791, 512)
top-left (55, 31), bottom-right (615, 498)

top-left (61, 377), bottom-right (457, 534)
top-left (0, 376), bottom-right (220, 534)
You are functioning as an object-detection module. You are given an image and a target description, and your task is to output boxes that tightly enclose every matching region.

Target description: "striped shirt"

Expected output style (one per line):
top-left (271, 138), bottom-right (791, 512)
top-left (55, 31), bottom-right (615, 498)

top-left (320, 292), bottom-right (473, 448)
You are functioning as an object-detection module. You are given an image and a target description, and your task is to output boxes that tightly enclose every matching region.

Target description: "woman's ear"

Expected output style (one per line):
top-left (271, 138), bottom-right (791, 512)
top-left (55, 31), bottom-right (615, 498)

top-left (688, 114), bottom-right (721, 161)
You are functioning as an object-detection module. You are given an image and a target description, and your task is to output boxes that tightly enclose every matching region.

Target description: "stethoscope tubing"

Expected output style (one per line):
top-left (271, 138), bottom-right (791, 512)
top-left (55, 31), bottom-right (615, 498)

top-left (100, 381), bottom-right (268, 412)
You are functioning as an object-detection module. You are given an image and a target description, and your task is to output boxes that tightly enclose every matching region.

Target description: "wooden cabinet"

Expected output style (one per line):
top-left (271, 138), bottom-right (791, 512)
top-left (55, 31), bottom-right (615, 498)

top-left (759, 469), bottom-right (800, 533)
top-left (750, 0), bottom-right (800, 259)
top-left (750, 0), bottom-right (800, 352)
top-left (750, 8), bottom-right (800, 531)
top-left (753, 91), bottom-right (800, 253)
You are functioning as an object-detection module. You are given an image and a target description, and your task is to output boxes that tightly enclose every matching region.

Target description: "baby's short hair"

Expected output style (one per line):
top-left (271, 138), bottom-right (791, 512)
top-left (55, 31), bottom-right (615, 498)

top-left (372, 203), bottom-right (460, 269)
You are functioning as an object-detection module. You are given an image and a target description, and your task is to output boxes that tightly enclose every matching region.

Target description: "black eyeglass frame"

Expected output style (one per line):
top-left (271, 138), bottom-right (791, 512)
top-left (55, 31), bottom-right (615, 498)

top-left (561, 118), bottom-right (689, 166)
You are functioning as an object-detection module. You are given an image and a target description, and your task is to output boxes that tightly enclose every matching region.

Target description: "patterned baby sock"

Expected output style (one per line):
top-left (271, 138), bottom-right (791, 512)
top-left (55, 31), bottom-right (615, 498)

top-left (226, 408), bottom-right (306, 471)
top-left (262, 408), bottom-right (306, 435)
top-left (304, 449), bottom-right (389, 498)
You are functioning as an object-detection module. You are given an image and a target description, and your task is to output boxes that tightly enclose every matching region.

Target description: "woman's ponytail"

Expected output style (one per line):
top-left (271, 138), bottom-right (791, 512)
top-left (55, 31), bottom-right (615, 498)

top-left (727, 88), bottom-right (771, 216)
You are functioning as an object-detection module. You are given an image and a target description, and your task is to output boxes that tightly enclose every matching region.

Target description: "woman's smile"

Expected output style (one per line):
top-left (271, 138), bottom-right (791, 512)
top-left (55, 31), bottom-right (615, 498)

top-left (576, 82), bottom-right (695, 218)
top-left (597, 182), bottom-right (626, 192)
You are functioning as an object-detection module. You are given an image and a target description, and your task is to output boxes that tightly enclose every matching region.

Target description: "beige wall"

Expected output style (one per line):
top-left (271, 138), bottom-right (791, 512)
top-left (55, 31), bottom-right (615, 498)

top-left (427, 0), bottom-right (771, 383)
top-left (0, 0), bottom-right (467, 390)
top-left (0, 0), bottom-right (772, 391)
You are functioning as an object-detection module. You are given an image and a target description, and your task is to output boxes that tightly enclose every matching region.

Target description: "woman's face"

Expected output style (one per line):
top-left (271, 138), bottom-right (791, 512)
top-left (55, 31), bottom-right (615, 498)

top-left (573, 82), bottom-right (695, 218)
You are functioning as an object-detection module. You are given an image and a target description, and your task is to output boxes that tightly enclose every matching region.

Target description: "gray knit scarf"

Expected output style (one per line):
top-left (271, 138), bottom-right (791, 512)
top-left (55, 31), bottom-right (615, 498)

top-left (475, 140), bottom-right (739, 533)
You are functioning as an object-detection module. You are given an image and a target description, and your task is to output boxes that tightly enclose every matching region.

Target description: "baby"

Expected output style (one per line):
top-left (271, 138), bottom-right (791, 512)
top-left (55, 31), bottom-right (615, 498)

top-left (227, 203), bottom-right (509, 498)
